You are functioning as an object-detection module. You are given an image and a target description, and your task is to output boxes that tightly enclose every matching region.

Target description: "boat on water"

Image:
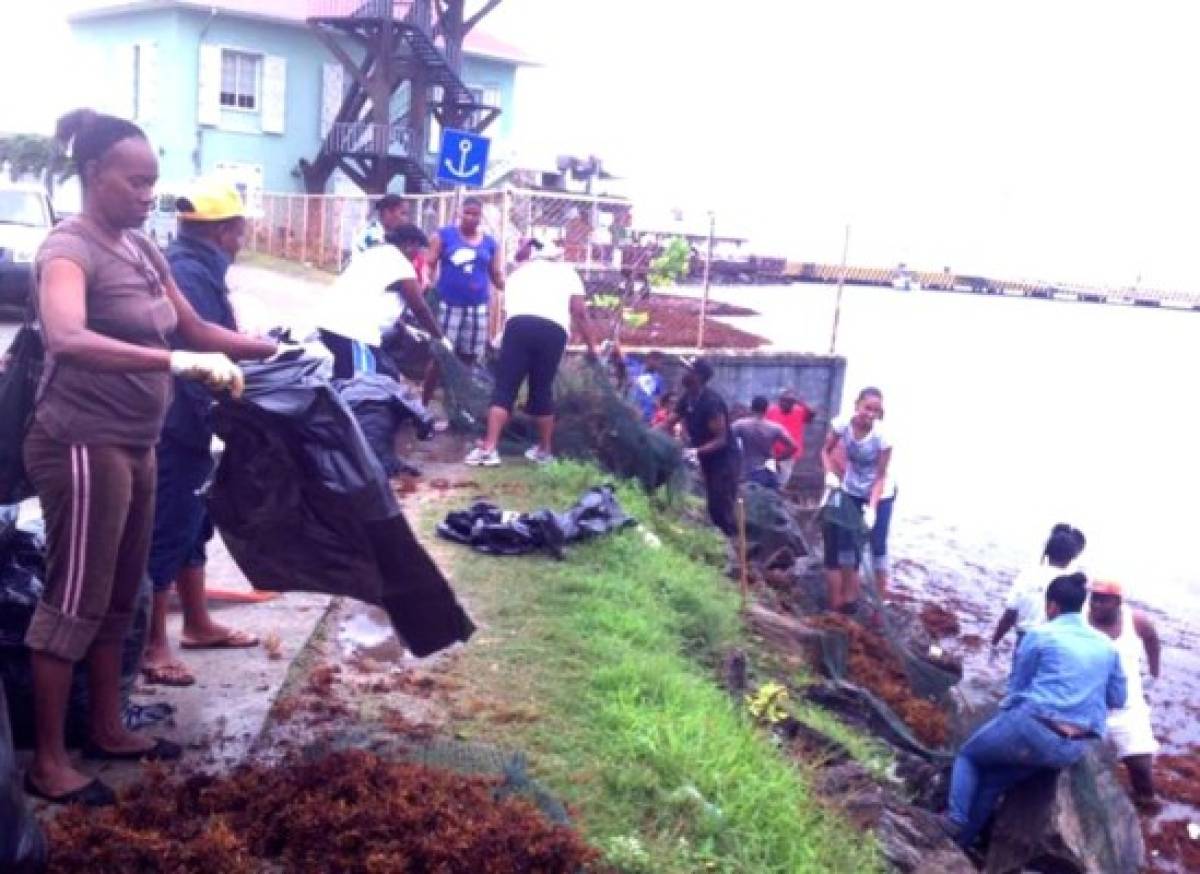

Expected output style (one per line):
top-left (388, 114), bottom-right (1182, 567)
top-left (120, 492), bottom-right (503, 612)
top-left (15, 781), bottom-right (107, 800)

top-left (891, 267), bottom-right (922, 292)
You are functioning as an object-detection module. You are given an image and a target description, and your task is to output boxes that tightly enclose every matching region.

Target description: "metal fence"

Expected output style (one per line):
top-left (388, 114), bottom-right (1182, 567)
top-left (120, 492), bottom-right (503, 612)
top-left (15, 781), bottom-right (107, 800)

top-left (247, 187), bottom-right (635, 276)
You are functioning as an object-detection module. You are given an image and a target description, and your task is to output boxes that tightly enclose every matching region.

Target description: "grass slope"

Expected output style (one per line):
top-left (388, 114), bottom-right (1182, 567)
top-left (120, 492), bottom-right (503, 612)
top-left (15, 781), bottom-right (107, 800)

top-left (429, 462), bottom-right (882, 873)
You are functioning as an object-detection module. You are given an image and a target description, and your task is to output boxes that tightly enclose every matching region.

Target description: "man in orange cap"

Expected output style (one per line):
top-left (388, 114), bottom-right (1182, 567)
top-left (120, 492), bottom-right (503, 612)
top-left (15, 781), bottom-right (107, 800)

top-left (1087, 579), bottom-right (1163, 812)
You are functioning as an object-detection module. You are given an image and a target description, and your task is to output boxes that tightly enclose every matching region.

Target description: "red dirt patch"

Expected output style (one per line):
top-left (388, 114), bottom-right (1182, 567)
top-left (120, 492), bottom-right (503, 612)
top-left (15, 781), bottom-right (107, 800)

top-left (573, 292), bottom-right (766, 349)
top-left (1157, 753), bottom-right (1200, 806)
top-left (1146, 819), bottom-right (1200, 870)
top-left (919, 604), bottom-right (961, 639)
top-left (809, 614), bottom-right (949, 748)
top-left (46, 750), bottom-right (597, 873)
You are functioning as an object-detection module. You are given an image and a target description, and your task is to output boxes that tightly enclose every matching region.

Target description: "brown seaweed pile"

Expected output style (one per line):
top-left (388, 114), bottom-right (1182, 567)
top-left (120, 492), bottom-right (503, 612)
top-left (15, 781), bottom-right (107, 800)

top-left (47, 749), bottom-right (597, 873)
top-left (810, 614), bottom-right (949, 748)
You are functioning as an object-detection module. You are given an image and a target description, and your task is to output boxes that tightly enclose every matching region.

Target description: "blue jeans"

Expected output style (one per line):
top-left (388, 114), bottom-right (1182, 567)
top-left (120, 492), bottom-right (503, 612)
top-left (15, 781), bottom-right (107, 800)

top-left (948, 701), bottom-right (1090, 847)
top-left (147, 441), bottom-right (215, 592)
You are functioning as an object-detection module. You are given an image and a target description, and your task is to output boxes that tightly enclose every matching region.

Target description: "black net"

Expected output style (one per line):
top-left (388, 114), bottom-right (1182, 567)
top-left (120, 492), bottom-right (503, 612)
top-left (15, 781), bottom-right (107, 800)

top-left (540, 358), bottom-right (684, 493)
top-left (742, 483), bottom-right (812, 565)
top-left (427, 340), bottom-right (494, 433)
top-left (808, 490), bottom-right (961, 755)
top-left (429, 343), bottom-right (685, 494)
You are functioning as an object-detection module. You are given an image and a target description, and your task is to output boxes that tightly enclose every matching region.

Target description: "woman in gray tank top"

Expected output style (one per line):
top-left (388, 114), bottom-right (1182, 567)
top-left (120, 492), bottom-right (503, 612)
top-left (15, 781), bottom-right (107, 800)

top-left (820, 387), bottom-right (894, 613)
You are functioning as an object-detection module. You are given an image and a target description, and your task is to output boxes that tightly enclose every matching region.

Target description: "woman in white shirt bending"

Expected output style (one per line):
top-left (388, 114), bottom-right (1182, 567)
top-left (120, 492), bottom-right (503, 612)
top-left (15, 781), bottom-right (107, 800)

top-left (990, 523), bottom-right (1086, 655)
top-left (465, 243), bottom-right (596, 467)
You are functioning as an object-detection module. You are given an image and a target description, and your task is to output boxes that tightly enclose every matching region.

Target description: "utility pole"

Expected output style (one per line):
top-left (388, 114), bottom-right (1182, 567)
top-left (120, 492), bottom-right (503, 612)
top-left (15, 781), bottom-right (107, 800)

top-left (829, 223), bottom-right (850, 355)
top-left (698, 210), bottom-right (715, 349)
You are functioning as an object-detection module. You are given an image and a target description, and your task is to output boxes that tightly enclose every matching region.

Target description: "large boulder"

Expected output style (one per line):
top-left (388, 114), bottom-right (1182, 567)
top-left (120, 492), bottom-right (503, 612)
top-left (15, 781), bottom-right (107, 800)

top-left (985, 746), bottom-right (1144, 874)
top-left (813, 760), bottom-right (974, 873)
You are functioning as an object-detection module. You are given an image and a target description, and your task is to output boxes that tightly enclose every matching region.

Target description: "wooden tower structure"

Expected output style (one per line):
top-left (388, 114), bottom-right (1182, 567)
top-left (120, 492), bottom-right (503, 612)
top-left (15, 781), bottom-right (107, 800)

top-left (300, 0), bottom-right (500, 194)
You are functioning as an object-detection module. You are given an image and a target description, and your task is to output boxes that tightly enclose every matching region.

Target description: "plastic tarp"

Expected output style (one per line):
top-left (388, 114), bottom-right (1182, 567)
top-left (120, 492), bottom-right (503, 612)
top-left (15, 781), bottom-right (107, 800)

top-left (333, 373), bottom-right (435, 476)
top-left (0, 507), bottom-right (153, 747)
top-left (208, 356), bottom-right (474, 658)
top-left (0, 324), bottom-right (44, 505)
top-left (436, 485), bottom-right (636, 560)
top-left (0, 676), bottom-right (45, 872)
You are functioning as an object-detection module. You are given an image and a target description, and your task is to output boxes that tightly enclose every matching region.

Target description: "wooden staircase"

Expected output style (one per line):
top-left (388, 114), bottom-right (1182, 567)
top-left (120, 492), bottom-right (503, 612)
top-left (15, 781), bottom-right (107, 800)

top-left (301, 0), bottom-right (499, 194)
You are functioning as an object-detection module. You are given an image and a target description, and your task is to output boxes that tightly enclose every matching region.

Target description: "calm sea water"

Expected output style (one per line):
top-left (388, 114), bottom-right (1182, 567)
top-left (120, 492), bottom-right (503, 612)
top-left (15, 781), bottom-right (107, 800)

top-left (694, 281), bottom-right (1200, 751)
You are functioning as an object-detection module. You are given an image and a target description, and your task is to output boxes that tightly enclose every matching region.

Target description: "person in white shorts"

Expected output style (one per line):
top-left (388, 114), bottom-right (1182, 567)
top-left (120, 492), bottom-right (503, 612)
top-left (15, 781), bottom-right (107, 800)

top-left (1087, 579), bottom-right (1162, 812)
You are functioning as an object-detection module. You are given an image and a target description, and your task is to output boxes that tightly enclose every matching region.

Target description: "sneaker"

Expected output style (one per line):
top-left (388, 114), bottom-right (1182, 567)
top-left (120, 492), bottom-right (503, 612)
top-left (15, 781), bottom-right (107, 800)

top-left (524, 446), bottom-right (556, 465)
top-left (464, 446), bottom-right (501, 467)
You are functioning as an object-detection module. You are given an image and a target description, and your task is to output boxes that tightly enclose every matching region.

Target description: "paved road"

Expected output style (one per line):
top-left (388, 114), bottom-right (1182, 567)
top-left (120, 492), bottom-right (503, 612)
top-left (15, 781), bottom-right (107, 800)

top-left (0, 262), bottom-right (328, 358)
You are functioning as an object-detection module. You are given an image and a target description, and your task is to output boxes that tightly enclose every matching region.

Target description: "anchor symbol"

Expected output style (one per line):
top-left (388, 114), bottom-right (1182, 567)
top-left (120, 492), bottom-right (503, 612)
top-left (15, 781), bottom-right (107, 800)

top-left (442, 137), bottom-right (481, 180)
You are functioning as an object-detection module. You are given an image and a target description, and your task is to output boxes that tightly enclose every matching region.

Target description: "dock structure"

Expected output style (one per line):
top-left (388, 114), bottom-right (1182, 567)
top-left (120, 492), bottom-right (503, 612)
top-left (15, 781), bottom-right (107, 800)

top-left (781, 262), bottom-right (1200, 311)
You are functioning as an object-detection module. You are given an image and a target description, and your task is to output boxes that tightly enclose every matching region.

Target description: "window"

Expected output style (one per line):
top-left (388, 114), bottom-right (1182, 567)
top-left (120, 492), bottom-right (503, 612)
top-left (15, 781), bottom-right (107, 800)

top-left (470, 85), bottom-right (501, 127)
top-left (220, 50), bottom-right (261, 111)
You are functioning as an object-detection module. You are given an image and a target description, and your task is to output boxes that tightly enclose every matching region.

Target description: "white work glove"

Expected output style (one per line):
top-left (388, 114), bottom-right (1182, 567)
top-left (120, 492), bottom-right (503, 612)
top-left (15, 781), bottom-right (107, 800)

top-left (438, 336), bottom-right (455, 353)
top-left (862, 505), bottom-right (877, 531)
top-left (683, 448), bottom-right (700, 466)
top-left (764, 458), bottom-right (778, 474)
top-left (824, 471), bottom-right (841, 491)
top-left (169, 351), bottom-right (244, 398)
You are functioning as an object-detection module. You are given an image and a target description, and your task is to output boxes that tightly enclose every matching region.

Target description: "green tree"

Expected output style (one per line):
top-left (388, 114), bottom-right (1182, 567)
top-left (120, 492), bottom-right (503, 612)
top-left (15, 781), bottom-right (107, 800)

top-left (0, 133), bottom-right (66, 194)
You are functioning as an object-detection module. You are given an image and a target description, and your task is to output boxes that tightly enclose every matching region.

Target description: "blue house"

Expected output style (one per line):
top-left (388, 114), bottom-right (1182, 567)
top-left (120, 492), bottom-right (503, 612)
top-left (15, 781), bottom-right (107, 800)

top-left (68, 0), bottom-right (529, 197)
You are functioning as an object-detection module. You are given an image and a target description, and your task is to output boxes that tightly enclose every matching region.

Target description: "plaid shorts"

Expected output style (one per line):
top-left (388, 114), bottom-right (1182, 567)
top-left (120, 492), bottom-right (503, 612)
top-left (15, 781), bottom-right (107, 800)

top-left (440, 303), bottom-right (488, 359)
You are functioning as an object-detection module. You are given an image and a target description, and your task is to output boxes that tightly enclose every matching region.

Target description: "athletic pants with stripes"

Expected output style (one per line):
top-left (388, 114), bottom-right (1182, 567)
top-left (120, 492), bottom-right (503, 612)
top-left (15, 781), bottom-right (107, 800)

top-left (22, 421), bottom-right (156, 662)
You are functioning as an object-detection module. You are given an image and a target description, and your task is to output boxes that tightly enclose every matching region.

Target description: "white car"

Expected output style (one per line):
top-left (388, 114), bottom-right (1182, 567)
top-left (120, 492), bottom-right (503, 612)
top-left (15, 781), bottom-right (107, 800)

top-left (0, 185), bottom-right (55, 319)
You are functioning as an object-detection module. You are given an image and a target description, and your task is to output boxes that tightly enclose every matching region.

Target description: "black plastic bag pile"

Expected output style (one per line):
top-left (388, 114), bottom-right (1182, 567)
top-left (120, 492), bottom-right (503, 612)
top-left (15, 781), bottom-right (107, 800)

top-left (0, 507), bottom-right (155, 748)
top-left (1, 677), bottom-right (45, 873)
top-left (209, 356), bottom-right (474, 658)
top-left (334, 372), bottom-right (435, 477)
top-left (436, 485), bottom-right (635, 560)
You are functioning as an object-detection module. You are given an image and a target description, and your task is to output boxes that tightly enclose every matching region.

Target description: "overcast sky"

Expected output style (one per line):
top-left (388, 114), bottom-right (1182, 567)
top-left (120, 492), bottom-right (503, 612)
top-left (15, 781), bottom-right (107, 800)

top-left (5, 1), bottom-right (1200, 289)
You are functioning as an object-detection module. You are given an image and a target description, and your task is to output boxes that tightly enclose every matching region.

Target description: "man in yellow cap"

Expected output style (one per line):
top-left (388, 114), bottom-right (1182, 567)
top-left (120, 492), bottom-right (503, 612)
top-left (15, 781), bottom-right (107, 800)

top-left (1087, 579), bottom-right (1163, 812)
top-left (142, 180), bottom-right (260, 686)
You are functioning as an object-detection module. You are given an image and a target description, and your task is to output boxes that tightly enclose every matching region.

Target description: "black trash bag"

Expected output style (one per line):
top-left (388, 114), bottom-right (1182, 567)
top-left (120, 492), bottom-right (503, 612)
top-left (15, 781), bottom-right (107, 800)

top-left (437, 485), bottom-right (635, 560)
top-left (438, 503), bottom-right (567, 559)
top-left (334, 373), bottom-right (434, 477)
top-left (0, 677), bottom-right (46, 873)
top-left (0, 508), bottom-right (43, 649)
top-left (0, 507), bottom-right (152, 747)
top-left (208, 355), bottom-right (474, 658)
top-left (0, 323), bottom-right (45, 505)
top-left (379, 324), bottom-right (432, 383)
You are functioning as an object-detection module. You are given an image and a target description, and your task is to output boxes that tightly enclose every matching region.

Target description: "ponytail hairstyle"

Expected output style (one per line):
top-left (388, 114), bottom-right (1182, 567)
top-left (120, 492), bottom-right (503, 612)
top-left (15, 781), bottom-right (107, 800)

top-left (55, 108), bottom-right (146, 187)
top-left (1044, 523), bottom-right (1086, 566)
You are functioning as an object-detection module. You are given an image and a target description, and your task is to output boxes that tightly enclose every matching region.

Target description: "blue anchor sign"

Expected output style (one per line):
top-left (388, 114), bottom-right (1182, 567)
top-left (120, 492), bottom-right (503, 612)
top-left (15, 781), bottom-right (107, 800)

top-left (436, 128), bottom-right (491, 187)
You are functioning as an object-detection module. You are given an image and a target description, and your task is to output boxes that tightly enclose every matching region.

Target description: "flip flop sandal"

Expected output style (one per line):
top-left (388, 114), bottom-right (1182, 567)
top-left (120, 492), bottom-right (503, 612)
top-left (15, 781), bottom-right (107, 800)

top-left (180, 629), bottom-right (260, 650)
top-left (141, 663), bottom-right (196, 687)
top-left (24, 773), bottom-right (116, 807)
top-left (82, 737), bottom-right (183, 763)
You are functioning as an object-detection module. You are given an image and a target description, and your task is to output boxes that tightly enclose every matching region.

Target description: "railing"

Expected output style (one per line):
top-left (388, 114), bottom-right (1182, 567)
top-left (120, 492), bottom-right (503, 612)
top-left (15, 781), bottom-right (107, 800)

top-left (323, 121), bottom-right (414, 156)
top-left (307, 0), bottom-right (417, 22)
top-left (247, 188), bottom-right (636, 282)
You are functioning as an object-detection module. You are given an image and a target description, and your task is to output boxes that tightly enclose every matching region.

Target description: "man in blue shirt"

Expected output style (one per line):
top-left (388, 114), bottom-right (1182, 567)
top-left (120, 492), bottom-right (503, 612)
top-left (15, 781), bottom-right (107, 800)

top-left (142, 181), bottom-right (261, 686)
top-left (945, 572), bottom-right (1126, 849)
top-left (422, 196), bottom-right (505, 406)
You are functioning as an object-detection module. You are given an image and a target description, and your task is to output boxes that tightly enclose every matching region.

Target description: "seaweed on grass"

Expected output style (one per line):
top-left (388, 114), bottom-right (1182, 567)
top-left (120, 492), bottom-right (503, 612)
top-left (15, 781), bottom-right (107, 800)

top-left (48, 749), bottom-right (598, 874)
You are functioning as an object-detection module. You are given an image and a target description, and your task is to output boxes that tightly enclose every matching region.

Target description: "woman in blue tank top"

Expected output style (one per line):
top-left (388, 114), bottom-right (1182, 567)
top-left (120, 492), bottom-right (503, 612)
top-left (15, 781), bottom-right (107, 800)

top-left (423, 196), bottom-right (506, 406)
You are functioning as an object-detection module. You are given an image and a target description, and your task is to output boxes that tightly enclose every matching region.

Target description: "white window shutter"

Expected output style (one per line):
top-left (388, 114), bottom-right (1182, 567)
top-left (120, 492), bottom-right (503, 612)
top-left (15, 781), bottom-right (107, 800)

top-left (137, 42), bottom-right (159, 123)
top-left (320, 62), bottom-right (344, 138)
top-left (198, 43), bottom-right (222, 126)
top-left (261, 55), bottom-right (287, 135)
top-left (114, 44), bottom-right (136, 119)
